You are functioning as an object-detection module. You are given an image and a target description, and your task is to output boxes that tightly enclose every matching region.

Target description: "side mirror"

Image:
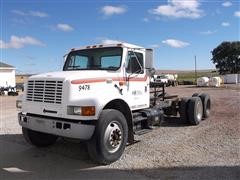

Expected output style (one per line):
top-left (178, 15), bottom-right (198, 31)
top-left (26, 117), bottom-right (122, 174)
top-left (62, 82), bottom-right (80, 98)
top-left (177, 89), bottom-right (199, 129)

top-left (146, 68), bottom-right (156, 77)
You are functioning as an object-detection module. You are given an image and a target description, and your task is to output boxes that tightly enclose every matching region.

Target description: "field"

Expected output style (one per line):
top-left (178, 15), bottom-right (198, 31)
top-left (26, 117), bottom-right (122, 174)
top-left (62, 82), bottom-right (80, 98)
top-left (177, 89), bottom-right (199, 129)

top-left (177, 70), bottom-right (219, 82)
top-left (0, 85), bottom-right (239, 180)
top-left (156, 69), bottom-right (219, 82)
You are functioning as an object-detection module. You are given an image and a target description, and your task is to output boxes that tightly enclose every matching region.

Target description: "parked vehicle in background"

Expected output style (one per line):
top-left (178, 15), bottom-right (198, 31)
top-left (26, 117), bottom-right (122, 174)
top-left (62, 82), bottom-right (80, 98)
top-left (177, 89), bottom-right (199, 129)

top-left (0, 86), bottom-right (18, 96)
top-left (155, 74), bottom-right (178, 86)
top-left (155, 75), bottom-right (168, 84)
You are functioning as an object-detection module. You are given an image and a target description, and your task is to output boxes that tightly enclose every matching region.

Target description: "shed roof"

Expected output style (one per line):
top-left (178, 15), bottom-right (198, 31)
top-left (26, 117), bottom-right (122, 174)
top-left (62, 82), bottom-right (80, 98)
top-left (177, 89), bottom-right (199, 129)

top-left (0, 62), bottom-right (15, 69)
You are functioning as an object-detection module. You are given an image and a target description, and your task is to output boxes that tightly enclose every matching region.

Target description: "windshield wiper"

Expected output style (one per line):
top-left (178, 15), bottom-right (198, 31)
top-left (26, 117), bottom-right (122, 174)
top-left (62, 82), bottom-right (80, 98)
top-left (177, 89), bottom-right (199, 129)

top-left (98, 66), bottom-right (119, 71)
top-left (107, 66), bottom-right (118, 70)
top-left (67, 65), bottom-right (81, 69)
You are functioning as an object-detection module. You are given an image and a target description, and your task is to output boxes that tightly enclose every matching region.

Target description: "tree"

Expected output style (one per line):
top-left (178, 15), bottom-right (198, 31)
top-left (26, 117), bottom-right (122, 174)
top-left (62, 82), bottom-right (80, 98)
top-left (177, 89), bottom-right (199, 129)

top-left (211, 41), bottom-right (240, 75)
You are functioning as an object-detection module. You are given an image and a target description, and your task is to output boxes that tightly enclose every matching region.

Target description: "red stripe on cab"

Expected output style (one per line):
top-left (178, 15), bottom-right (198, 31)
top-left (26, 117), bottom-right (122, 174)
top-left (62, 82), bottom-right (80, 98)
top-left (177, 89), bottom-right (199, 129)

top-left (71, 75), bottom-right (148, 84)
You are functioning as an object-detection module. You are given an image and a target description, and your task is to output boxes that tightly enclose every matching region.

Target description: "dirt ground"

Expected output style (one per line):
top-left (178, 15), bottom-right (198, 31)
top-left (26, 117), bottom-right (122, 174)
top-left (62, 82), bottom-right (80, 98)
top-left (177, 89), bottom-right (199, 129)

top-left (0, 85), bottom-right (239, 180)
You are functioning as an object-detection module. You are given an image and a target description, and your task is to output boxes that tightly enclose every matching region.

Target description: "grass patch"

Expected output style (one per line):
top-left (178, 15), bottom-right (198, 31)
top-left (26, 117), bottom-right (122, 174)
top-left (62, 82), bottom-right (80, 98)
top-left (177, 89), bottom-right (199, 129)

top-left (178, 70), bottom-right (219, 82)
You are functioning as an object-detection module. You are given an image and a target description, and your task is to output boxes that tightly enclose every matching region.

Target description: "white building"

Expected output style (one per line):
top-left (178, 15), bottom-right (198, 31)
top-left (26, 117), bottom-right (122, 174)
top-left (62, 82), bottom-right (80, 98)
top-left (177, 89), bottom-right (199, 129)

top-left (0, 61), bottom-right (16, 87)
top-left (224, 74), bottom-right (240, 84)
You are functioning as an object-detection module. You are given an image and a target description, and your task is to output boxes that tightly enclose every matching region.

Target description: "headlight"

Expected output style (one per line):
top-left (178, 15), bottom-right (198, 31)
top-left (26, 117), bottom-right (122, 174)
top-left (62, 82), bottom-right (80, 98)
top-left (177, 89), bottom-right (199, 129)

top-left (16, 100), bottom-right (22, 109)
top-left (73, 107), bottom-right (82, 115)
top-left (16, 94), bottom-right (23, 109)
top-left (68, 106), bottom-right (95, 116)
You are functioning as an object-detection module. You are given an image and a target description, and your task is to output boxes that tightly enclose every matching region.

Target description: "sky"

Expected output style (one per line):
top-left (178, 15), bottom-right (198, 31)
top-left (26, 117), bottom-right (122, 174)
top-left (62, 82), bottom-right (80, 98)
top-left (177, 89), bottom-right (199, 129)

top-left (0, 0), bottom-right (239, 74)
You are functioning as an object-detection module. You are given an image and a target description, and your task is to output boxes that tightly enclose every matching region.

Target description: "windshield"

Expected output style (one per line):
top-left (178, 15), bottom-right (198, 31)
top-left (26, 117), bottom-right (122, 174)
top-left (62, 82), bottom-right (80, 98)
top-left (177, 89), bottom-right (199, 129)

top-left (63, 47), bottom-right (122, 71)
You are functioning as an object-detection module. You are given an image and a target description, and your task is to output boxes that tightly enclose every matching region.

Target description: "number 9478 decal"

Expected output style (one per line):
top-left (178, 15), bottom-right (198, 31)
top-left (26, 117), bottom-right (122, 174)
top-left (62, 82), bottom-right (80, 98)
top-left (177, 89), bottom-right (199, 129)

top-left (79, 84), bottom-right (90, 91)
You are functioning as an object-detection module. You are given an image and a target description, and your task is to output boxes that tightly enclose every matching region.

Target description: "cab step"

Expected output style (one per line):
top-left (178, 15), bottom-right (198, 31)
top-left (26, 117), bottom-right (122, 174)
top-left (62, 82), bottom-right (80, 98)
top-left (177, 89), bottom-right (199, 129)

top-left (133, 116), bottom-right (147, 123)
top-left (132, 112), bottom-right (147, 123)
top-left (134, 129), bottom-right (152, 135)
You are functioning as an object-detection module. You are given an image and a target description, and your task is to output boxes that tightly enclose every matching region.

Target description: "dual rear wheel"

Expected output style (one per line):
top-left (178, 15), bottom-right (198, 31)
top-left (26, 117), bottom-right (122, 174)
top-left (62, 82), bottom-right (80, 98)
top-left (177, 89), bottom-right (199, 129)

top-left (180, 93), bottom-right (211, 125)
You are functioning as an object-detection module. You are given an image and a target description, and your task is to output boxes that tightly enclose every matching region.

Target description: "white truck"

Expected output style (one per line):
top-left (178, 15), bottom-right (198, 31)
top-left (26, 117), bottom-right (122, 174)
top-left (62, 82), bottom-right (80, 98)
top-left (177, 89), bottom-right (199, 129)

top-left (155, 74), bottom-right (178, 86)
top-left (17, 43), bottom-right (211, 164)
top-left (155, 74), bottom-right (168, 84)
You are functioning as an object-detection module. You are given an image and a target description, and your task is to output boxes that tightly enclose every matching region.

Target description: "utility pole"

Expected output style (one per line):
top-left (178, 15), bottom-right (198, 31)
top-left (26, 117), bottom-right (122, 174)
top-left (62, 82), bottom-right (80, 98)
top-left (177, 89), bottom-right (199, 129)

top-left (195, 55), bottom-right (197, 84)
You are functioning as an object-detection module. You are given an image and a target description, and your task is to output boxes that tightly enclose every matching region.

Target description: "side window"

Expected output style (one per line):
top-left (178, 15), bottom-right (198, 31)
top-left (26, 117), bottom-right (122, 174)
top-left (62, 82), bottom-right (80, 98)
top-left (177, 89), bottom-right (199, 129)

top-left (126, 51), bottom-right (144, 74)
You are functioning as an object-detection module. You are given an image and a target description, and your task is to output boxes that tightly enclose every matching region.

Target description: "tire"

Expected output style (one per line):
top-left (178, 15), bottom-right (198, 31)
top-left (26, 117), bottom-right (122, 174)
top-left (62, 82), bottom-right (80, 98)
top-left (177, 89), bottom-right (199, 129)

top-left (8, 92), bottom-right (13, 96)
top-left (192, 93), bottom-right (199, 97)
top-left (179, 97), bottom-right (190, 123)
top-left (22, 127), bottom-right (58, 147)
top-left (199, 93), bottom-right (211, 119)
top-left (87, 109), bottom-right (128, 165)
top-left (188, 97), bottom-right (203, 125)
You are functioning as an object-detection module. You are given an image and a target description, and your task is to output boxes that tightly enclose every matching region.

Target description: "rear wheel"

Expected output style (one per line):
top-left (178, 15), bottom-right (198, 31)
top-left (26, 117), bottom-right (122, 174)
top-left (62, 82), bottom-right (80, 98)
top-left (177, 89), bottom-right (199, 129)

top-left (87, 109), bottom-right (128, 165)
top-left (188, 97), bottom-right (203, 125)
top-left (199, 93), bottom-right (211, 119)
top-left (22, 127), bottom-right (58, 147)
top-left (192, 93), bottom-right (199, 97)
top-left (179, 97), bottom-right (190, 123)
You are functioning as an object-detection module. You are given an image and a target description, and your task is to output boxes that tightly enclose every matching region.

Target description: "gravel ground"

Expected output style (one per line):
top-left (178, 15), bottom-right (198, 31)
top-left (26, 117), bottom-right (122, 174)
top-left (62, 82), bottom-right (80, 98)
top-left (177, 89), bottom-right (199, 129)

top-left (0, 85), bottom-right (239, 180)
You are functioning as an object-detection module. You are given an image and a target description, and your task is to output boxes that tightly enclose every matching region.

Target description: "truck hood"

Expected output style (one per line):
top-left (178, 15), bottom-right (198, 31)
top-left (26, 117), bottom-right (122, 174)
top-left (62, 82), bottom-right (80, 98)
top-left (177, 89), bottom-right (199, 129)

top-left (29, 70), bottom-right (118, 82)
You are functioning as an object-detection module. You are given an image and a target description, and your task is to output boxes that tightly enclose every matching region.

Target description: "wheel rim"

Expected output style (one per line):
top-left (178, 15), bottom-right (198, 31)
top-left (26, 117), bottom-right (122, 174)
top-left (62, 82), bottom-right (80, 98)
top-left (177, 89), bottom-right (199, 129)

top-left (196, 101), bottom-right (203, 121)
top-left (104, 121), bottom-right (122, 153)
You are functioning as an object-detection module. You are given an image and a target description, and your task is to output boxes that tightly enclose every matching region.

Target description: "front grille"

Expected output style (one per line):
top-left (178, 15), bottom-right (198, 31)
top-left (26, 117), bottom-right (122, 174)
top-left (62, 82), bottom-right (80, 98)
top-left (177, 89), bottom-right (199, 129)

top-left (26, 80), bottom-right (63, 104)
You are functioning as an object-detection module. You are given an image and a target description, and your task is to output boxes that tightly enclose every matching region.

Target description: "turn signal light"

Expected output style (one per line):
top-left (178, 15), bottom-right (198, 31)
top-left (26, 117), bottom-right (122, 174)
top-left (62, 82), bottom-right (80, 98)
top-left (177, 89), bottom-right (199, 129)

top-left (81, 106), bottom-right (95, 116)
top-left (119, 81), bottom-right (125, 86)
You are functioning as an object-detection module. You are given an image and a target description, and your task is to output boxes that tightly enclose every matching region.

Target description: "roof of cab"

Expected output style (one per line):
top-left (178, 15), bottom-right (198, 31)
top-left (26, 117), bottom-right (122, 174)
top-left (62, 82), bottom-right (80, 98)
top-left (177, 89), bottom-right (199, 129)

top-left (70, 42), bottom-right (145, 52)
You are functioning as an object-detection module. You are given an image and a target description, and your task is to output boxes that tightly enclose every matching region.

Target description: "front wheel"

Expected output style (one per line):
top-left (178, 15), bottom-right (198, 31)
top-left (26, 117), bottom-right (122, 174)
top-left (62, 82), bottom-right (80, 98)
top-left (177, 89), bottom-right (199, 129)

top-left (87, 109), bottom-right (128, 165)
top-left (22, 127), bottom-right (58, 147)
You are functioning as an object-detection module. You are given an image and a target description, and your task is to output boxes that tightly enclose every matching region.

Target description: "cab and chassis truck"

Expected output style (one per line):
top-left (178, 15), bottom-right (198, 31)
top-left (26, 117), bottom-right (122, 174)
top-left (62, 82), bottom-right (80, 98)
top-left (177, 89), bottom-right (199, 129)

top-left (18, 43), bottom-right (211, 164)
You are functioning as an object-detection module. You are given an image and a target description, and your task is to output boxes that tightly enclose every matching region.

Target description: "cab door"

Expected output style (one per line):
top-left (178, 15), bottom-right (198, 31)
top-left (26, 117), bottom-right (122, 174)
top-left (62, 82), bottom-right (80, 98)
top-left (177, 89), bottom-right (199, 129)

top-left (124, 50), bottom-right (150, 110)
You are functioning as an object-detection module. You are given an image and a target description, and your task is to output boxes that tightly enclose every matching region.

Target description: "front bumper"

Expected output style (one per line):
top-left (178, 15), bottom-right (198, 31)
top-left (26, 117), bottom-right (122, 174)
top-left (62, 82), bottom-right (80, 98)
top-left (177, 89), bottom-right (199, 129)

top-left (18, 113), bottom-right (95, 140)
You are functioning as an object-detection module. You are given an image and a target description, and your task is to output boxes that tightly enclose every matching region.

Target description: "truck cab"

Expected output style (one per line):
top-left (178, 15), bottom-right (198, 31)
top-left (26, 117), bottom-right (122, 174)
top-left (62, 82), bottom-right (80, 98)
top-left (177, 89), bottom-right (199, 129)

top-left (18, 43), bottom-right (155, 163)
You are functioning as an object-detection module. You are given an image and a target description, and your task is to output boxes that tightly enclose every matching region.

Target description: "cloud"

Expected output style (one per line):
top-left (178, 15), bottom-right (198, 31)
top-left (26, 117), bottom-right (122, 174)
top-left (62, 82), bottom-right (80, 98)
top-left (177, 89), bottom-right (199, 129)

top-left (11, 10), bottom-right (27, 16)
top-left (29, 11), bottom-right (49, 17)
top-left (11, 10), bottom-right (49, 18)
top-left (162, 39), bottom-right (190, 48)
top-left (100, 38), bottom-right (123, 45)
top-left (234, 11), bottom-right (240, 17)
top-left (143, 17), bottom-right (149, 22)
top-left (222, 1), bottom-right (232, 7)
top-left (149, 0), bottom-right (203, 19)
top-left (56, 24), bottom-right (74, 32)
top-left (200, 30), bottom-right (217, 35)
top-left (0, 35), bottom-right (45, 49)
top-left (11, 18), bottom-right (28, 25)
top-left (149, 44), bottom-right (161, 48)
top-left (101, 5), bottom-right (127, 16)
top-left (221, 22), bottom-right (230, 27)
